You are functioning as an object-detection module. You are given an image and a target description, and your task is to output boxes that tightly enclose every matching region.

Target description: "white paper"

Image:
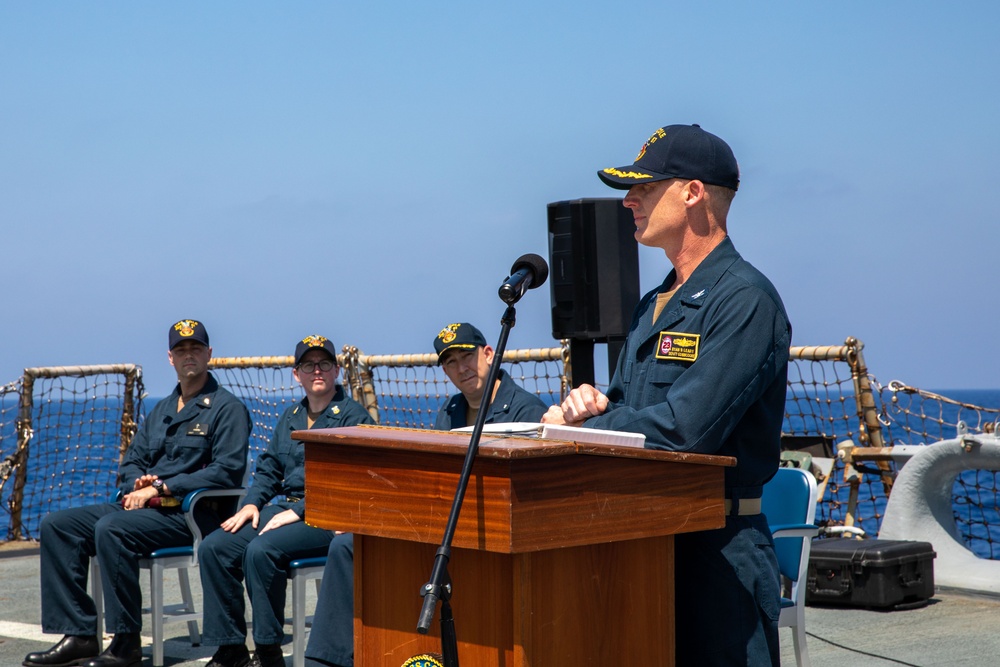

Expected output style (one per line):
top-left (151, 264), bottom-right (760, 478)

top-left (539, 423), bottom-right (646, 448)
top-left (450, 422), bottom-right (542, 436)
top-left (452, 422), bottom-right (646, 448)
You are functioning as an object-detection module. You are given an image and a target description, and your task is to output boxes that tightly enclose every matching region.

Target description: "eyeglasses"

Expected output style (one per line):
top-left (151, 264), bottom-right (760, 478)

top-left (297, 360), bottom-right (336, 374)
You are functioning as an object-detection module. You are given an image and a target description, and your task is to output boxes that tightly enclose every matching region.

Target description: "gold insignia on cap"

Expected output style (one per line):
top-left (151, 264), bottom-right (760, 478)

top-left (301, 335), bottom-right (329, 347)
top-left (603, 167), bottom-right (653, 180)
top-left (634, 127), bottom-right (668, 160)
top-left (437, 323), bottom-right (461, 344)
top-left (174, 320), bottom-right (200, 337)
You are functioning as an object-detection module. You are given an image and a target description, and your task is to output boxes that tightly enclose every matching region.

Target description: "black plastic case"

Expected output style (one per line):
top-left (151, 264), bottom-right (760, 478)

top-left (806, 539), bottom-right (936, 609)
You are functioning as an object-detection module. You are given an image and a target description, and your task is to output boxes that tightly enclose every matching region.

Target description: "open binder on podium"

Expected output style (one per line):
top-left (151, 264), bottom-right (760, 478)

top-left (452, 421), bottom-right (646, 448)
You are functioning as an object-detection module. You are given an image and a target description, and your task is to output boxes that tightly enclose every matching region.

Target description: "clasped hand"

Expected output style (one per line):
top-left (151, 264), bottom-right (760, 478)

top-left (121, 474), bottom-right (160, 510)
top-left (540, 383), bottom-right (610, 427)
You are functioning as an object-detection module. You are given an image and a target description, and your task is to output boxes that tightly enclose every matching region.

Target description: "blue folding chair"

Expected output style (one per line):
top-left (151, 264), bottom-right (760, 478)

top-left (93, 487), bottom-right (245, 667)
top-left (761, 466), bottom-right (819, 667)
top-left (288, 556), bottom-right (327, 667)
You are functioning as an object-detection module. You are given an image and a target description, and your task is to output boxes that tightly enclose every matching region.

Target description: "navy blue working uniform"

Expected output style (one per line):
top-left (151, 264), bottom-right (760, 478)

top-left (433, 369), bottom-right (547, 430)
top-left (304, 373), bottom-right (543, 667)
top-left (198, 386), bottom-right (374, 649)
top-left (303, 532), bottom-right (355, 667)
top-left (585, 236), bottom-right (790, 665)
top-left (38, 374), bottom-right (250, 637)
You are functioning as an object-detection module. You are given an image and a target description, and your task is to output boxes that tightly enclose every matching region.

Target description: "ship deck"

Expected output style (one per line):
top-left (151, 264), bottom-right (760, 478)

top-left (2, 542), bottom-right (999, 666)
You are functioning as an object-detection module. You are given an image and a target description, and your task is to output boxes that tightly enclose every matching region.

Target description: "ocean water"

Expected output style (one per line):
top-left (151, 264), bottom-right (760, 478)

top-left (3, 389), bottom-right (1000, 553)
top-left (799, 388), bottom-right (1000, 558)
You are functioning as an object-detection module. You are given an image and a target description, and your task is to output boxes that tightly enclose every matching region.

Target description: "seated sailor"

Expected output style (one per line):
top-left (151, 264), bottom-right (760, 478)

top-left (24, 319), bottom-right (251, 667)
top-left (198, 335), bottom-right (374, 667)
top-left (433, 322), bottom-right (546, 430)
top-left (302, 322), bottom-right (546, 667)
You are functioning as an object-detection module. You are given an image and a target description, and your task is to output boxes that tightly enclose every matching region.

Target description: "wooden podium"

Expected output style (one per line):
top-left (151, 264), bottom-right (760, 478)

top-left (299, 425), bottom-right (734, 667)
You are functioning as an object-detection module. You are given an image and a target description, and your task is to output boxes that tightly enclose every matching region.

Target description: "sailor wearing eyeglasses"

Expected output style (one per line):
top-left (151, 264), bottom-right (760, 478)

top-left (197, 335), bottom-right (374, 667)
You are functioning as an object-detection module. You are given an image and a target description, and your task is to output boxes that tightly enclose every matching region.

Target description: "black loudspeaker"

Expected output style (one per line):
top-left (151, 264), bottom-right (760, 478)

top-left (547, 198), bottom-right (640, 340)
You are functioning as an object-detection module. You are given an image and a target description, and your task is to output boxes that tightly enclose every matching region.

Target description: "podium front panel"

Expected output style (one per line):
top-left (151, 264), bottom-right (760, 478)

top-left (355, 534), bottom-right (675, 666)
top-left (304, 429), bottom-right (728, 553)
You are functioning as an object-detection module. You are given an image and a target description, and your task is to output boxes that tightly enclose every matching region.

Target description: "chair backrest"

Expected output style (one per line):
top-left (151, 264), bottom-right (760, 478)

top-left (761, 467), bottom-right (818, 580)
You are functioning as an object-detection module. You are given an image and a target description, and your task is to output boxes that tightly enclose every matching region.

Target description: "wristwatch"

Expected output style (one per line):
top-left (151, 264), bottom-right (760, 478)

top-left (152, 479), bottom-right (166, 496)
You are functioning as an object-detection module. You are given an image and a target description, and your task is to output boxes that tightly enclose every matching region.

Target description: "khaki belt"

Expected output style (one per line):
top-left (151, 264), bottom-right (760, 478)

top-left (724, 497), bottom-right (761, 516)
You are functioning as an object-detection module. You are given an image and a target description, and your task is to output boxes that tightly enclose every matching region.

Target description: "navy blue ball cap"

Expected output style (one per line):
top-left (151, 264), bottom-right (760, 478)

top-left (433, 323), bottom-right (487, 362)
top-left (294, 335), bottom-right (338, 366)
top-left (169, 319), bottom-right (209, 350)
top-left (598, 124), bottom-right (740, 191)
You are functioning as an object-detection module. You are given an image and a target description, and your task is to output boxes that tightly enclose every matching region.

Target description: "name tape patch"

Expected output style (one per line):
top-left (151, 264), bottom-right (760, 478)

top-left (656, 331), bottom-right (700, 362)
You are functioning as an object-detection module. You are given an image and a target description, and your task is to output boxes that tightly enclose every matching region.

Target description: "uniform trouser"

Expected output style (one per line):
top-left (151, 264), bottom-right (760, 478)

top-left (304, 533), bottom-right (354, 667)
top-left (198, 504), bottom-right (334, 646)
top-left (39, 502), bottom-right (197, 635)
top-left (675, 513), bottom-right (780, 667)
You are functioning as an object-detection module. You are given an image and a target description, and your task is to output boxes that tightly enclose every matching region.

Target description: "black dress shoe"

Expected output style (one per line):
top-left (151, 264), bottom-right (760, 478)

top-left (249, 644), bottom-right (285, 667)
top-left (23, 635), bottom-right (100, 667)
top-left (81, 633), bottom-right (141, 667)
top-left (207, 643), bottom-right (252, 667)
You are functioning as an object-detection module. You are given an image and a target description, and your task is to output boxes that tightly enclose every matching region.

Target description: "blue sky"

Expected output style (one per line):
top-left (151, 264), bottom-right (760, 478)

top-left (2, 2), bottom-right (998, 394)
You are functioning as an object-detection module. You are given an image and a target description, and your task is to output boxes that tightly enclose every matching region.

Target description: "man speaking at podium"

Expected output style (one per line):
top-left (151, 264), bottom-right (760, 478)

top-left (542, 124), bottom-right (791, 666)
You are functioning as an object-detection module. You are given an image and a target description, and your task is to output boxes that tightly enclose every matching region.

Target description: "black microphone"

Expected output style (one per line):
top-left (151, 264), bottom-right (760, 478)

top-left (498, 253), bottom-right (549, 305)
